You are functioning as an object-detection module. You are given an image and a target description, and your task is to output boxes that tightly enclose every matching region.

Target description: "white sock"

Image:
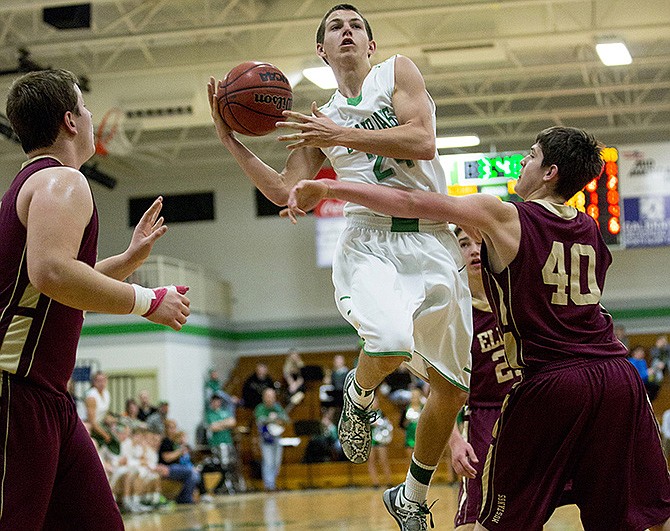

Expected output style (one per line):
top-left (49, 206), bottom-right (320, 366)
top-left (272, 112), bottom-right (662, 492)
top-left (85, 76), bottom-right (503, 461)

top-left (404, 454), bottom-right (437, 503)
top-left (347, 370), bottom-right (374, 409)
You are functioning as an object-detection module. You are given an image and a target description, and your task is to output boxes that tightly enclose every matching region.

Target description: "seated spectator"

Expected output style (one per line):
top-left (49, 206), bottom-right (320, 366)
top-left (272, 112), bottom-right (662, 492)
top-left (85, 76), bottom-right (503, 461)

top-left (627, 346), bottom-right (660, 401)
top-left (131, 428), bottom-right (167, 508)
top-left (121, 398), bottom-right (146, 431)
top-left (242, 363), bottom-right (278, 410)
top-left (158, 419), bottom-right (207, 504)
top-left (651, 335), bottom-right (670, 382)
top-left (283, 349), bottom-right (306, 401)
top-left (614, 323), bottom-right (630, 350)
top-left (146, 400), bottom-right (170, 435)
top-left (204, 369), bottom-right (239, 414)
top-left (368, 397), bottom-right (393, 488)
top-left (303, 409), bottom-right (342, 463)
top-left (399, 387), bottom-right (426, 458)
top-left (662, 409), bottom-right (670, 461)
top-left (137, 389), bottom-right (157, 422)
top-left (255, 388), bottom-right (289, 491)
top-left (105, 424), bottom-right (152, 514)
top-left (379, 364), bottom-right (414, 408)
top-left (204, 393), bottom-right (245, 494)
top-left (330, 354), bottom-right (349, 409)
top-left (86, 371), bottom-right (114, 449)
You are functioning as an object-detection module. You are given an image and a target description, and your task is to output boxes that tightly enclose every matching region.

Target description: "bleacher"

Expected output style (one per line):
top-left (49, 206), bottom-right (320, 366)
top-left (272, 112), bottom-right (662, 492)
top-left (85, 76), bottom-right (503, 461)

top-left (223, 351), bottom-right (456, 491)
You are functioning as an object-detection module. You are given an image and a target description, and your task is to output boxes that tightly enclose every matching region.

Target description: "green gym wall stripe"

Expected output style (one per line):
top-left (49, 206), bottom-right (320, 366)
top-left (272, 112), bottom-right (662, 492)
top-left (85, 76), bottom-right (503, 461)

top-left (609, 307), bottom-right (670, 319)
top-left (80, 306), bottom-right (670, 340)
top-left (81, 322), bottom-right (357, 341)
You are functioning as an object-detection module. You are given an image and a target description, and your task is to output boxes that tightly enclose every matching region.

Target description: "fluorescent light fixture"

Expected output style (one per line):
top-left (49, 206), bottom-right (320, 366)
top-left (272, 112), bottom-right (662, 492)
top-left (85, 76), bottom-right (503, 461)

top-left (302, 66), bottom-right (337, 89)
top-left (596, 41), bottom-right (632, 66)
top-left (436, 135), bottom-right (480, 149)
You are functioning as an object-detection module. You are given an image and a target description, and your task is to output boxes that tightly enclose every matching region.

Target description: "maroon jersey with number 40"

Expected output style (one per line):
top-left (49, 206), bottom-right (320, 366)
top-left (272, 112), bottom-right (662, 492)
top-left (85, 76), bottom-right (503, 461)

top-left (0, 157), bottom-right (98, 394)
top-left (482, 200), bottom-right (627, 370)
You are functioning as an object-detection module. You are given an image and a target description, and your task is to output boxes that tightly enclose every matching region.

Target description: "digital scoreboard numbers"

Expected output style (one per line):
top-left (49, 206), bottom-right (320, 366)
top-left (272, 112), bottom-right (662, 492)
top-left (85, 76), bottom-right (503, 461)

top-left (464, 153), bottom-right (524, 182)
top-left (442, 148), bottom-right (621, 246)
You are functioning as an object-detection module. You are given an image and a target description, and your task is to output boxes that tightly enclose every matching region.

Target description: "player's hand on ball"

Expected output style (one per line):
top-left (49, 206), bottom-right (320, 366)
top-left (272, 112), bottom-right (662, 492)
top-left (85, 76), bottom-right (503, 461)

top-left (207, 77), bottom-right (233, 140)
top-left (277, 102), bottom-right (343, 149)
top-left (281, 179), bottom-right (330, 224)
top-left (144, 285), bottom-right (191, 331)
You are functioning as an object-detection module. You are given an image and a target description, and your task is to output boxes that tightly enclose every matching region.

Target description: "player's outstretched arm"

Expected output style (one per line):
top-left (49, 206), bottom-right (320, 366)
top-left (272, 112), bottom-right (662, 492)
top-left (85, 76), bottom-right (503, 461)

top-left (284, 179), bottom-right (521, 269)
top-left (95, 196), bottom-right (167, 281)
top-left (275, 55), bottom-right (435, 161)
top-left (20, 167), bottom-right (190, 330)
top-left (207, 77), bottom-right (326, 206)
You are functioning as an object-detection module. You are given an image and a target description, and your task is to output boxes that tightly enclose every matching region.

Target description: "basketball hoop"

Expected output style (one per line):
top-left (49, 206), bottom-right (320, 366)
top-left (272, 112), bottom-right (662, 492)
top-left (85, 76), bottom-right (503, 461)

top-left (95, 107), bottom-right (132, 157)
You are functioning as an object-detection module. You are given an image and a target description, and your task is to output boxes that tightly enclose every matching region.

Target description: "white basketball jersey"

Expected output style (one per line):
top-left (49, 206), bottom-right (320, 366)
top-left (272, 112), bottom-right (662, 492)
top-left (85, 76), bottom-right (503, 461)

top-left (319, 55), bottom-right (446, 217)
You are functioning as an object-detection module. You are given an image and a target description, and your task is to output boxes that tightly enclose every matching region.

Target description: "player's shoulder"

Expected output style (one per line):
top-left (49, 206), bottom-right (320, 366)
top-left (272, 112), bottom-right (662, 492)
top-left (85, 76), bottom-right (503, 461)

top-left (30, 164), bottom-right (88, 188)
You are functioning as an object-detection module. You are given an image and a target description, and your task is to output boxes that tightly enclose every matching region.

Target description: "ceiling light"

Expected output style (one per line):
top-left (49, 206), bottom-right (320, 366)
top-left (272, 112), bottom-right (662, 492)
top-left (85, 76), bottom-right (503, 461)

top-left (596, 40), bottom-right (632, 66)
top-left (302, 66), bottom-right (337, 89)
top-left (436, 135), bottom-right (480, 149)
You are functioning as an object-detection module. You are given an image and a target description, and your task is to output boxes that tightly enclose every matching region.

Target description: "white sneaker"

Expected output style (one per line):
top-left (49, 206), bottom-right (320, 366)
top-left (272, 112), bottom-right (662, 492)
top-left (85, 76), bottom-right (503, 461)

top-left (383, 483), bottom-right (435, 531)
top-left (200, 493), bottom-right (214, 504)
top-left (123, 499), bottom-right (152, 514)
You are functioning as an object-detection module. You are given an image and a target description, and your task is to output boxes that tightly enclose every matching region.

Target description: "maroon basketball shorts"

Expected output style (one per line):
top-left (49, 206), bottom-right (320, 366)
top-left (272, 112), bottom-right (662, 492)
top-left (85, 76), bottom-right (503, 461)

top-left (0, 373), bottom-right (123, 530)
top-left (478, 356), bottom-right (670, 531)
top-left (454, 406), bottom-right (502, 527)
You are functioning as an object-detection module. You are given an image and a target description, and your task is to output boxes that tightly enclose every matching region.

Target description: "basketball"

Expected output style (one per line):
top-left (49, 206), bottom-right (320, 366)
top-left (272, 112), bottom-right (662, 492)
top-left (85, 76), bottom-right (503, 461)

top-left (216, 62), bottom-right (293, 136)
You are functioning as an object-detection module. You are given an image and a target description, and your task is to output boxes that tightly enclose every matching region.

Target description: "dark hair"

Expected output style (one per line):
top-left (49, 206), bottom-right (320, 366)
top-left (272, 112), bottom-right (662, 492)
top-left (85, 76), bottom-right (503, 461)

top-left (534, 126), bottom-right (604, 201)
top-left (6, 69), bottom-right (80, 154)
top-left (316, 4), bottom-right (373, 45)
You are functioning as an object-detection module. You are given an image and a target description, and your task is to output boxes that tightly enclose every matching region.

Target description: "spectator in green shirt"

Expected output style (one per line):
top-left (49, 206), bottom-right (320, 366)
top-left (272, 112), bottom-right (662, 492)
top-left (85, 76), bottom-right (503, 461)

top-left (254, 388), bottom-right (289, 491)
top-left (205, 392), bottom-right (244, 494)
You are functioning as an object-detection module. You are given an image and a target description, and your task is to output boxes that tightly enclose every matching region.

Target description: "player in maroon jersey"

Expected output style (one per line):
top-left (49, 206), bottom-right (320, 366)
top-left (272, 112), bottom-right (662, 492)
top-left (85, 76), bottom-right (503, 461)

top-left (284, 126), bottom-right (670, 530)
top-left (0, 70), bottom-right (191, 529)
top-left (449, 227), bottom-right (521, 530)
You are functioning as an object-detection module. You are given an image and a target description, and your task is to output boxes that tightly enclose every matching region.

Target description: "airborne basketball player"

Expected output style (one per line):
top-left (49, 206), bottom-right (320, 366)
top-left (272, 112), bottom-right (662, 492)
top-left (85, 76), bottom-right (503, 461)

top-left (284, 125), bottom-right (670, 530)
top-left (1, 69), bottom-right (190, 528)
top-left (208, 4), bottom-right (472, 529)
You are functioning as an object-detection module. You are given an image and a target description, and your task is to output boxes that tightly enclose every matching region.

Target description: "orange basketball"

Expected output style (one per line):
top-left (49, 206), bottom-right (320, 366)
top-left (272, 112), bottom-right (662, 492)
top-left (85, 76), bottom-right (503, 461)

top-left (216, 62), bottom-right (293, 136)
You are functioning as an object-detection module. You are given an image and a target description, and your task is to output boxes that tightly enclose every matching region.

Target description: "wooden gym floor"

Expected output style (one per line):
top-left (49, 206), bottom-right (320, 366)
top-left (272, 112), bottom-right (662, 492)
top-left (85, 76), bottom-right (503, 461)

top-left (122, 483), bottom-right (583, 530)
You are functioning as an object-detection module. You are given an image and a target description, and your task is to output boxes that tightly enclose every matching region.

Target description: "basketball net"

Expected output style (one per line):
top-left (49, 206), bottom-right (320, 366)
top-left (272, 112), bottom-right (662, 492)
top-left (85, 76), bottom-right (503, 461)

top-left (95, 107), bottom-right (133, 157)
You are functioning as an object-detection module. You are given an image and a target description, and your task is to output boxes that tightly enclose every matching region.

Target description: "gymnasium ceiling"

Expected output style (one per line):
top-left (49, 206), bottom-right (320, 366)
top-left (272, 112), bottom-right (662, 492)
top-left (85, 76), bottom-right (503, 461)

top-left (1, 0), bottom-right (670, 180)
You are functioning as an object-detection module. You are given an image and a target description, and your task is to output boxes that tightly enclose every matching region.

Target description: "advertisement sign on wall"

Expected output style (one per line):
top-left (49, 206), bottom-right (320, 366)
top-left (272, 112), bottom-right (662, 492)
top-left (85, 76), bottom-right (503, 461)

top-left (619, 144), bottom-right (670, 248)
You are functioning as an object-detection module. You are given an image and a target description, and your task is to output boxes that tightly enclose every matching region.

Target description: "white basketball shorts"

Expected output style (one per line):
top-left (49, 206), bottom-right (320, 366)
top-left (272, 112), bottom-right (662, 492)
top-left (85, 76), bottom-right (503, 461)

top-left (332, 215), bottom-right (473, 391)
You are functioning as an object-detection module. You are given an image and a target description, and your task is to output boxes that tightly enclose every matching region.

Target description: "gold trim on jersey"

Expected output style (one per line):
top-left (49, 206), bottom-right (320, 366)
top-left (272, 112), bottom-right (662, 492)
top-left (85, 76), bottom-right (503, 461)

top-left (531, 199), bottom-right (578, 220)
top-left (0, 375), bottom-right (10, 520)
top-left (24, 298), bottom-right (51, 378)
top-left (20, 154), bottom-right (64, 170)
top-left (472, 296), bottom-right (492, 313)
top-left (0, 315), bottom-right (31, 374)
top-left (480, 390), bottom-right (512, 525)
top-left (0, 245), bottom-right (50, 377)
top-left (488, 271), bottom-right (522, 369)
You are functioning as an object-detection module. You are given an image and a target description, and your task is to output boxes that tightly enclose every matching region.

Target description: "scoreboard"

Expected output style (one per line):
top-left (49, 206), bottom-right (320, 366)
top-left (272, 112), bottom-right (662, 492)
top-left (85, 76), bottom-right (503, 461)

top-left (440, 147), bottom-right (621, 246)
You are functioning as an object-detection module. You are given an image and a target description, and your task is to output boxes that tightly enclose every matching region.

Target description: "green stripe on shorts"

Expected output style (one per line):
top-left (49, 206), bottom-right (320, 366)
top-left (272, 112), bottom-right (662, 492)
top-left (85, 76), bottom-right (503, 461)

top-left (362, 347), bottom-right (412, 359)
top-left (391, 217), bottom-right (419, 232)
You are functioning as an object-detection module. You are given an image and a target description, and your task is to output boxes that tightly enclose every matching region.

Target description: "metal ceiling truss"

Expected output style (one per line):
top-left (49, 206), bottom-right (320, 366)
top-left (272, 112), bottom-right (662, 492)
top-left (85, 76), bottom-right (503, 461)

top-left (0, 0), bottom-right (668, 172)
